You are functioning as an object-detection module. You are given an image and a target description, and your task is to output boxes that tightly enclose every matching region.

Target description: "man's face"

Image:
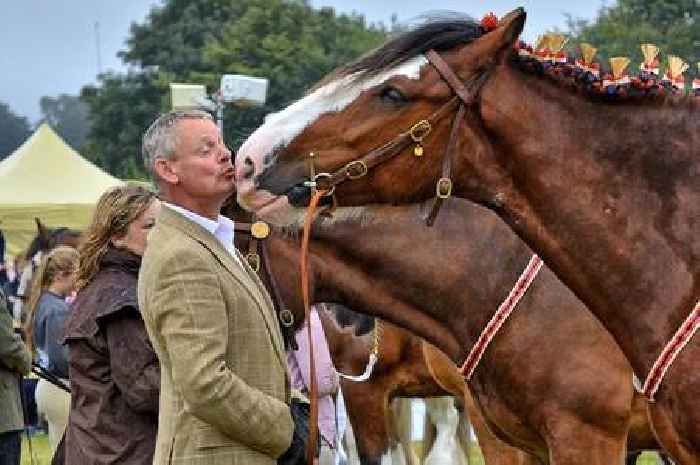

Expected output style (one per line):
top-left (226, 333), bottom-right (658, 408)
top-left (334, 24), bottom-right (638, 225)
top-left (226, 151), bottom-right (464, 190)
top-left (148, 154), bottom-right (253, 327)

top-left (165, 118), bottom-right (236, 202)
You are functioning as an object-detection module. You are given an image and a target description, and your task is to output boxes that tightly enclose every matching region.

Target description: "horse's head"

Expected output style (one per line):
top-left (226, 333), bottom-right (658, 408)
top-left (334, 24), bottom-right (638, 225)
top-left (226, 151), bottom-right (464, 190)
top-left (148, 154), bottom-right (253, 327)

top-left (25, 218), bottom-right (82, 260)
top-left (236, 9), bottom-right (526, 225)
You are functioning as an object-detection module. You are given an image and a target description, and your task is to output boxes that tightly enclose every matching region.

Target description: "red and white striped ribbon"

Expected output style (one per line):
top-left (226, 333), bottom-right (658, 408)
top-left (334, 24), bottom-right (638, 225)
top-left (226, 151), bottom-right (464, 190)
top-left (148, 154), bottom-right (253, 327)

top-left (642, 300), bottom-right (699, 401)
top-left (460, 255), bottom-right (543, 380)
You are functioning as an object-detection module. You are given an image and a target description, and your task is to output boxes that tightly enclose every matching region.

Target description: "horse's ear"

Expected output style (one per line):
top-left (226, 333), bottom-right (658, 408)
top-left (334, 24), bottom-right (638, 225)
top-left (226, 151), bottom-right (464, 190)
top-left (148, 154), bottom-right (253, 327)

top-left (478, 8), bottom-right (526, 62)
top-left (35, 218), bottom-right (49, 239)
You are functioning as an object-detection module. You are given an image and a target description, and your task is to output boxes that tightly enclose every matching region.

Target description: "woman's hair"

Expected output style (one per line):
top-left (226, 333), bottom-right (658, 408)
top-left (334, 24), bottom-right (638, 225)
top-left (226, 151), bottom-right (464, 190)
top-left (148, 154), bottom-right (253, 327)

top-left (76, 184), bottom-right (156, 290)
top-left (24, 246), bottom-right (79, 352)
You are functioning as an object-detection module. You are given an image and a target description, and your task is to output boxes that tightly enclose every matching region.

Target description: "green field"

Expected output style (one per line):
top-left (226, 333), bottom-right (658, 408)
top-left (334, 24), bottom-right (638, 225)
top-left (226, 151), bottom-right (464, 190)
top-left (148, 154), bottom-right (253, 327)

top-left (20, 433), bottom-right (667, 464)
top-left (21, 433), bottom-right (51, 465)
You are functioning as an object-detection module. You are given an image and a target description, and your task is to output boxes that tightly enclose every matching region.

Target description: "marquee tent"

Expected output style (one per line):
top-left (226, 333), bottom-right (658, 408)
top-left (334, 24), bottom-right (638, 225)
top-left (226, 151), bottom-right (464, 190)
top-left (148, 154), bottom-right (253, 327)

top-left (0, 124), bottom-right (123, 256)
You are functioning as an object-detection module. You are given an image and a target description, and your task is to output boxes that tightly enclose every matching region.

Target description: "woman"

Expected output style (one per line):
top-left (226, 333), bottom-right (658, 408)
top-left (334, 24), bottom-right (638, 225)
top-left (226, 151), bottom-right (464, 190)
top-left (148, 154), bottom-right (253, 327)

top-left (61, 185), bottom-right (161, 465)
top-left (24, 245), bottom-right (78, 454)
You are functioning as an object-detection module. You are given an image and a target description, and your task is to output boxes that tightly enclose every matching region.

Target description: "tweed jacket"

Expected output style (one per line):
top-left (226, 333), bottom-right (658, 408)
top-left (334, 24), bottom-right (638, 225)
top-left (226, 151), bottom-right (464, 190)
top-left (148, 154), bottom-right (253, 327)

top-left (138, 206), bottom-right (293, 465)
top-left (0, 289), bottom-right (32, 434)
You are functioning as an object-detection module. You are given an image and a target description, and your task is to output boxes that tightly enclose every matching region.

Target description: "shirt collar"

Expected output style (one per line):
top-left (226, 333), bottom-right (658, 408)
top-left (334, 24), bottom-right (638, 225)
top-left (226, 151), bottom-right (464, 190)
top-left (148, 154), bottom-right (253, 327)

top-left (163, 202), bottom-right (236, 250)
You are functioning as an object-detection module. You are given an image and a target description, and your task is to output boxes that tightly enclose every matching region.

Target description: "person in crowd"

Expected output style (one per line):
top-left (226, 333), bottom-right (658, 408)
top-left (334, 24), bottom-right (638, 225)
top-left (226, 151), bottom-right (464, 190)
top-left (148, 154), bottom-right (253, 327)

top-left (60, 185), bottom-right (161, 465)
top-left (23, 246), bottom-right (78, 454)
top-left (138, 110), bottom-right (293, 465)
top-left (287, 306), bottom-right (340, 465)
top-left (0, 227), bottom-right (8, 289)
top-left (0, 288), bottom-right (32, 465)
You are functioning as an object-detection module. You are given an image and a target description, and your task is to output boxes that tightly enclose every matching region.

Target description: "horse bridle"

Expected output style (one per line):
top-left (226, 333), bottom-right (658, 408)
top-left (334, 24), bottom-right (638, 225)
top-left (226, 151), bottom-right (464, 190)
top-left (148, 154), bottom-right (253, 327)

top-left (234, 220), bottom-right (299, 350)
top-left (311, 49), bottom-right (493, 226)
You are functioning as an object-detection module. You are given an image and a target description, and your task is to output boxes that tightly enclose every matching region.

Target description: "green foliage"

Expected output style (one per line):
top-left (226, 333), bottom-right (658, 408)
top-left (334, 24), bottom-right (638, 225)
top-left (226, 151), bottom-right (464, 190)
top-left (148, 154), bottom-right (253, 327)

top-left (0, 102), bottom-right (31, 161)
top-left (200, 0), bottom-right (386, 147)
top-left (80, 72), bottom-right (163, 179)
top-left (81, 0), bottom-right (387, 179)
top-left (39, 94), bottom-right (90, 151)
top-left (566, 0), bottom-right (699, 78)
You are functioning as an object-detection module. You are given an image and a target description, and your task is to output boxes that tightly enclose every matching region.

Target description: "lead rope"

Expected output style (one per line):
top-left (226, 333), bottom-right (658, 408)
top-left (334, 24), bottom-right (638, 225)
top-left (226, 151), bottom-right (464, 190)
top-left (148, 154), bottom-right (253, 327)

top-left (301, 189), bottom-right (327, 465)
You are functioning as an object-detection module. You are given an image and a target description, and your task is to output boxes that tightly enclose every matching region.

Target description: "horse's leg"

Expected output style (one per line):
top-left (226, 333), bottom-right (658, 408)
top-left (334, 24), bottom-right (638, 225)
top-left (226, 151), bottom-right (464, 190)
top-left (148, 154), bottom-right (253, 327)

top-left (625, 451), bottom-right (640, 465)
top-left (456, 409), bottom-right (472, 465)
top-left (543, 418), bottom-right (627, 465)
top-left (423, 397), bottom-right (467, 465)
top-left (391, 398), bottom-right (418, 465)
top-left (462, 389), bottom-right (539, 465)
top-left (422, 401), bottom-right (437, 463)
top-left (647, 398), bottom-right (699, 465)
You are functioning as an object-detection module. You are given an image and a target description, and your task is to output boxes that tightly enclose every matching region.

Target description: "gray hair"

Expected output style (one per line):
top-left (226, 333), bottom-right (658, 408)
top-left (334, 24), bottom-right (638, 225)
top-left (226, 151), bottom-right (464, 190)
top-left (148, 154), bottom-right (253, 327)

top-left (142, 109), bottom-right (214, 178)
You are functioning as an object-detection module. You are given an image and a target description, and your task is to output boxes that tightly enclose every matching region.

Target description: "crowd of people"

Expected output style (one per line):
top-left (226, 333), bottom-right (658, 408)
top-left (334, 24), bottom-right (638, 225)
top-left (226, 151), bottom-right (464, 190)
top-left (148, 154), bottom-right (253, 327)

top-left (0, 110), bottom-right (342, 465)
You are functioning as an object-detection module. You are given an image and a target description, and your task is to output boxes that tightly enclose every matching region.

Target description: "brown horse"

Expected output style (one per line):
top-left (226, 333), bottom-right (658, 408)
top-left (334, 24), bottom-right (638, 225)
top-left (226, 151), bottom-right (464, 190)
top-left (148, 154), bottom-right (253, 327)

top-left (316, 304), bottom-right (534, 465)
top-left (230, 209), bottom-right (529, 465)
top-left (234, 11), bottom-right (699, 463)
top-left (228, 199), bottom-right (656, 465)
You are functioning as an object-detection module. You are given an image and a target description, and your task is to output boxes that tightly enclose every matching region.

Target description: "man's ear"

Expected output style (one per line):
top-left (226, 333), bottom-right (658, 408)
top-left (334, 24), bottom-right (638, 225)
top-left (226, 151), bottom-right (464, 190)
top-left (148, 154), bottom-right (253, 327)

top-left (154, 157), bottom-right (179, 185)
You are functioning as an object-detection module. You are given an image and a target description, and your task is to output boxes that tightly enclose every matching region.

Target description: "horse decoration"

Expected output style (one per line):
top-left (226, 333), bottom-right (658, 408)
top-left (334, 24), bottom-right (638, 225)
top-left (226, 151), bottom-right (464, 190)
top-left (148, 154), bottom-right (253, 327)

top-left (235, 9), bottom-right (698, 464)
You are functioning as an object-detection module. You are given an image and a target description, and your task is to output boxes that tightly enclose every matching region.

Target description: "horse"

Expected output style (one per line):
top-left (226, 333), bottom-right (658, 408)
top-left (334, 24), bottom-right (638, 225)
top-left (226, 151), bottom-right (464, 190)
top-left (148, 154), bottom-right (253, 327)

top-left (234, 11), bottom-right (699, 463)
top-left (316, 304), bottom-right (534, 465)
top-left (228, 205), bottom-right (529, 465)
top-left (227, 199), bottom-right (662, 465)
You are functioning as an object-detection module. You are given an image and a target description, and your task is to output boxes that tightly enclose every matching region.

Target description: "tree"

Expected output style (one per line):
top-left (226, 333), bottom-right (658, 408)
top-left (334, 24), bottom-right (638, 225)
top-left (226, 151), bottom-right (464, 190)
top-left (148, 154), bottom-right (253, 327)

top-left (200, 0), bottom-right (387, 146)
top-left (80, 72), bottom-right (163, 179)
top-left (39, 94), bottom-right (90, 151)
top-left (0, 102), bottom-right (31, 160)
top-left (81, 0), bottom-right (387, 178)
top-left (566, 0), bottom-right (699, 78)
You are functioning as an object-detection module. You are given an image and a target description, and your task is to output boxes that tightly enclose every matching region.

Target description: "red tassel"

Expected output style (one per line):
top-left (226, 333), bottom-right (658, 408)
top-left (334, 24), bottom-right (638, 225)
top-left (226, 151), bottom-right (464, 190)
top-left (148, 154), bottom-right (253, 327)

top-left (481, 12), bottom-right (498, 32)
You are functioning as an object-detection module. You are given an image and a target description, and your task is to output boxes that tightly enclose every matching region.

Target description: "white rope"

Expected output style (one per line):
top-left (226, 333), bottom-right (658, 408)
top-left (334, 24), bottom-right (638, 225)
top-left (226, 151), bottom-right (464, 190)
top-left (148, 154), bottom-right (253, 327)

top-left (337, 353), bottom-right (378, 382)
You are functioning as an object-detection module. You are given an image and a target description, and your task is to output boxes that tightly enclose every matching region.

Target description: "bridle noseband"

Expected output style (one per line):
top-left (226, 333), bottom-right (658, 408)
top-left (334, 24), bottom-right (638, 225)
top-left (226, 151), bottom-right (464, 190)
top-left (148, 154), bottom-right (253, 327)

top-left (310, 49), bottom-right (493, 226)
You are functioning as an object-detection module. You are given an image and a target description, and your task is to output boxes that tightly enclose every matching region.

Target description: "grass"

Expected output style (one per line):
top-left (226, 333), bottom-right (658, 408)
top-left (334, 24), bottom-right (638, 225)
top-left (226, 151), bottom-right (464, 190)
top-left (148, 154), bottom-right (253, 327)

top-left (21, 433), bottom-right (51, 465)
top-left (20, 432), bottom-right (669, 465)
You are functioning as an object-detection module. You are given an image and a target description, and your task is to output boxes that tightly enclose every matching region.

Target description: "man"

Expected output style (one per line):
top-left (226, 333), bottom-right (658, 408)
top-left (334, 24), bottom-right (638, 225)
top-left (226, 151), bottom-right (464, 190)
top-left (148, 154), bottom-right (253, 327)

top-left (138, 110), bottom-right (293, 465)
top-left (0, 288), bottom-right (32, 465)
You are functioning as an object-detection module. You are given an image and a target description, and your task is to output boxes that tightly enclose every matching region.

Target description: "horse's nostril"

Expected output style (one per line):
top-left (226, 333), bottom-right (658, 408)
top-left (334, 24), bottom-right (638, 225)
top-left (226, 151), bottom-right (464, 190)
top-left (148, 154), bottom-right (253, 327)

top-left (242, 157), bottom-right (255, 180)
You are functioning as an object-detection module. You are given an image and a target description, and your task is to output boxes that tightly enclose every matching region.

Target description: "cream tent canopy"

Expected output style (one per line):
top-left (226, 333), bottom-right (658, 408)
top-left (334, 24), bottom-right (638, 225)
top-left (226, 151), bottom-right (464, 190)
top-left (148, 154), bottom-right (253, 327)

top-left (0, 124), bottom-right (123, 256)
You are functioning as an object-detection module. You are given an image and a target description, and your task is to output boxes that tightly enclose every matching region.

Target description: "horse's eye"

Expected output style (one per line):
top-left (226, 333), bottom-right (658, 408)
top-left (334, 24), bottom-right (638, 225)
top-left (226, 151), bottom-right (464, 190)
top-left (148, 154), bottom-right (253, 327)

top-left (379, 86), bottom-right (407, 104)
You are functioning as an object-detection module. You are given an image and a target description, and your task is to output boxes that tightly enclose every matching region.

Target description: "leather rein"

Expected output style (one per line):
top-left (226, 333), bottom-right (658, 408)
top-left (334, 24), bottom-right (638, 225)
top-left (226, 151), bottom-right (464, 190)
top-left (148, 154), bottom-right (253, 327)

top-left (234, 220), bottom-right (299, 351)
top-left (311, 49), bottom-right (492, 226)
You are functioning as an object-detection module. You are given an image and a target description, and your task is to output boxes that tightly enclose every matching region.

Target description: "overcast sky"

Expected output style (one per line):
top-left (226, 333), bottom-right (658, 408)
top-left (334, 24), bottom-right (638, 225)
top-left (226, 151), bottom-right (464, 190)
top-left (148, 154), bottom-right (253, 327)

top-left (1, 0), bottom-right (607, 123)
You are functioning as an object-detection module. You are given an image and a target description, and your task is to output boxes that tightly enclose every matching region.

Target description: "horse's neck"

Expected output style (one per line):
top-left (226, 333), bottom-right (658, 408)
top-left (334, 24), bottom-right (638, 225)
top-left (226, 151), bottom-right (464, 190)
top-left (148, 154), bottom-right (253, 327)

top-left (480, 70), bottom-right (699, 375)
top-left (310, 203), bottom-right (535, 363)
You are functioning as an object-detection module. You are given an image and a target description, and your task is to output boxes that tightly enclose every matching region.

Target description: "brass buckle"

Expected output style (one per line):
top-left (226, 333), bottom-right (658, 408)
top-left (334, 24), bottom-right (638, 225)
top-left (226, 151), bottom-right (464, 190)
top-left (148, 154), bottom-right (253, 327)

top-left (409, 120), bottom-right (432, 142)
top-left (250, 221), bottom-right (270, 239)
top-left (312, 173), bottom-right (336, 197)
top-left (245, 253), bottom-right (261, 272)
top-left (436, 177), bottom-right (453, 199)
top-left (344, 160), bottom-right (368, 180)
top-left (279, 309), bottom-right (295, 328)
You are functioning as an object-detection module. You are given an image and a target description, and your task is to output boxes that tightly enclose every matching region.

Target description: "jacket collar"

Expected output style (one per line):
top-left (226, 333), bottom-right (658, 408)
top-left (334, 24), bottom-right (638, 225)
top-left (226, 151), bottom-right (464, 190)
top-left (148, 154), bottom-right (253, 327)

top-left (156, 206), bottom-right (287, 368)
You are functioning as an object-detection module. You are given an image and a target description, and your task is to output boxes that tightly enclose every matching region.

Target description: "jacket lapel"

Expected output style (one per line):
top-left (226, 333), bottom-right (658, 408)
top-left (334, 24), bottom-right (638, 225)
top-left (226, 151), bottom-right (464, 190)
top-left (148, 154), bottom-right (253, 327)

top-left (158, 207), bottom-right (287, 369)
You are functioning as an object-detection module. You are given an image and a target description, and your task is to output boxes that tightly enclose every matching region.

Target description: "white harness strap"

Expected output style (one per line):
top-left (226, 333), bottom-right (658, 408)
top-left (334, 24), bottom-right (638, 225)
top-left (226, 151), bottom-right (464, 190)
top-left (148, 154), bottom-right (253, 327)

top-left (460, 255), bottom-right (543, 380)
top-left (337, 353), bottom-right (379, 382)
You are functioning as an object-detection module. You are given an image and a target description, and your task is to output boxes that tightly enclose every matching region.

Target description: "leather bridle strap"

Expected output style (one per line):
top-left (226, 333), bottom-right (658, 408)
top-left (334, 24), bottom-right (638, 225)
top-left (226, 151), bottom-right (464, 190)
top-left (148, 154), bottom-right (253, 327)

top-left (260, 239), bottom-right (299, 351)
top-left (313, 49), bottom-right (492, 226)
top-left (234, 221), bottom-right (298, 351)
top-left (314, 95), bottom-right (460, 192)
top-left (425, 103), bottom-right (465, 226)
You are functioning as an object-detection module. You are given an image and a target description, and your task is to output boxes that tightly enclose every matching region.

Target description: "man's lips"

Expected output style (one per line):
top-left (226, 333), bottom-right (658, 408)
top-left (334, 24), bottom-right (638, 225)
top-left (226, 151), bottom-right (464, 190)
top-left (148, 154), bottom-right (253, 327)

top-left (222, 167), bottom-right (236, 180)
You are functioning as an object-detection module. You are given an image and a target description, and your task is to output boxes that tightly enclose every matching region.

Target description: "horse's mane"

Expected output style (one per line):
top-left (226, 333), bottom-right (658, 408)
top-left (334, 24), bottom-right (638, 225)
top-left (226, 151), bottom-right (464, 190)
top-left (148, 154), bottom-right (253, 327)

top-left (315, 13), bottom-right (697, 109)
top-left (512, 53), bottom-right (699, 108)
top-left (316, 14), bottom-right (485, 88)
